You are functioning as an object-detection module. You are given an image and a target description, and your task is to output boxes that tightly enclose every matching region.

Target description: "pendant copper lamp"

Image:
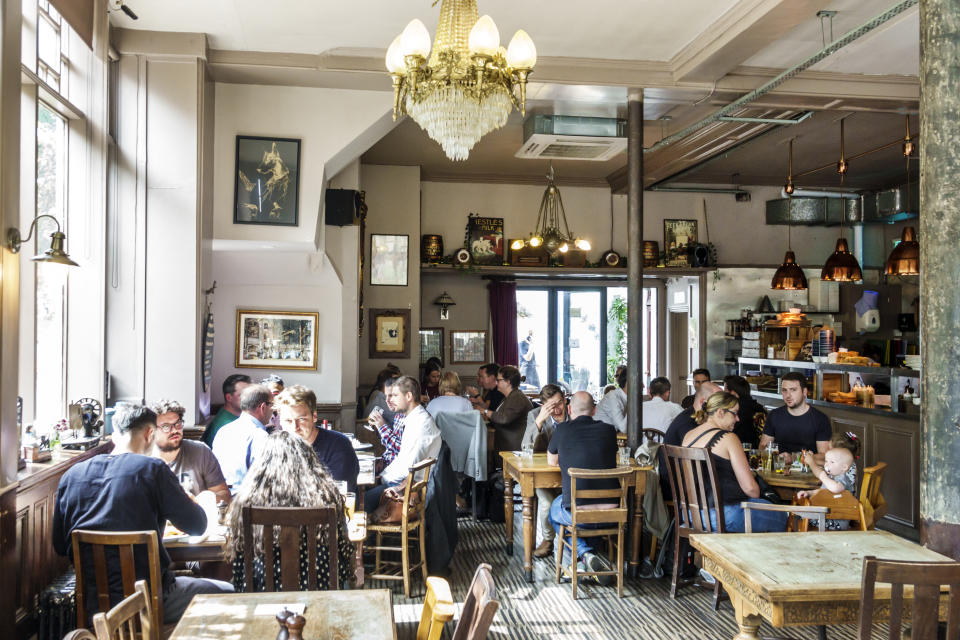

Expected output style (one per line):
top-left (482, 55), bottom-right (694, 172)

top-left (772, 140), bottom-right (807, 290)
top-left (886, 120), bottom-right (919, 276)
top-left (821, 118), bottom-right (862, 281)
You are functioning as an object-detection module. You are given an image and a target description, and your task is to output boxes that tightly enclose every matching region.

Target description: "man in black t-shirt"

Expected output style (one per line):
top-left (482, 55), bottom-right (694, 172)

top-left (547, 391), bottom-right (618, 581)
top-left (760, 372), bottom-right (832, 462)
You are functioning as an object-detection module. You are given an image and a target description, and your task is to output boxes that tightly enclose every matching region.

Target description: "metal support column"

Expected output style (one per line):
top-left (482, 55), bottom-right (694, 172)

top-left (626, 88), bottom-right (643, 452)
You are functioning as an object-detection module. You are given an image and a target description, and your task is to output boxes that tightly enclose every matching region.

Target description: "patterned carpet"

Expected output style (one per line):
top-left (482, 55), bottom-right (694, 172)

top-left (369, 513), bottom-right (886, 640)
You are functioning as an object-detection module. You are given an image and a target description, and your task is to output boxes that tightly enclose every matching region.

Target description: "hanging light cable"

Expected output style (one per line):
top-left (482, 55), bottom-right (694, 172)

top-left (836, 117), bottom-right (849, 183)
top-left (885, 116), bottom-right (919, 276)
top-left (772, 140), bottom-right (807, 290)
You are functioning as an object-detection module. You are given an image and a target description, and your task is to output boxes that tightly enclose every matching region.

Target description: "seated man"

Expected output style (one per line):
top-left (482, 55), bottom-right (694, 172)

top-left (641, 376), bottom-right (683, 434)
top-left (760, 372), bottom-right (831, 462)
top-left (723, 374), bottom-right (767, 449)
top-left (275, 384), bottom-right (360, 493)
top-left (202, 374), bottom-right (251, 447)
top-left (53, 404), bottom-right (233, 624)
top-left (150, 399), bottom-right (231, 504)
top-left (364, 376), bottom-right (442, 513)
top-left (212, 384), bottom-right (272, 490)
top-left (366, 376), bottom-right (405, 471)
top-left (472, 363), bottom-right (504, 411)
top-left (680, 368), bottom-right (711, 410)
top-left (547, 391), bottom-right (618, 583)
top-left (595, 367), bottom-right (627, 433)
top-left (522, 384), bottom-right (567, 559)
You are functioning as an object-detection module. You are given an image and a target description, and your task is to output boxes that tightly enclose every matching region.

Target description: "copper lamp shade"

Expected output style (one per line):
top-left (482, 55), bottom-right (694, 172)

top-left (821, 238), bottom-right (863, 282)
top-left (771, 251), bottom-right (808, 290)
top-left (885, 226), bottom-right (919, 275)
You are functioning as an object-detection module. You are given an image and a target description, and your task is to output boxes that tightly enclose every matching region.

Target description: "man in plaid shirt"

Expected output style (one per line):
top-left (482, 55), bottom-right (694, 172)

top-left (367, 377), bottom-right (405, 471)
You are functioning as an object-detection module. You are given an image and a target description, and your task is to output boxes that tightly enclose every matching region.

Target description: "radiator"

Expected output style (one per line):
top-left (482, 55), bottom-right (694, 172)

top-left (37, 570), bottom-right (76, 640)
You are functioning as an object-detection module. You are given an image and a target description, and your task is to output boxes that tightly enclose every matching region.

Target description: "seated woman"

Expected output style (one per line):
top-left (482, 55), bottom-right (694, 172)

top-left (680, 392), bottom-right (787, 533)
top-left (425, 371), bottom-right (473, 417)
top-left (225, 431), bottom-right (355, 591)
top-left (421, 361), bottom-right (442, 402)
top-left (480, 365), bottom-right (533, 453)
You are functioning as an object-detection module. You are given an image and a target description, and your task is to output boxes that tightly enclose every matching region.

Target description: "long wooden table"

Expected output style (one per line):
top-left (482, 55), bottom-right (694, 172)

top-left (169, 589), bottom-right (396, 640)
top-left (690, 530), bottom-right (954, 640)
top-left (500, 452), bottom-right (651, 582)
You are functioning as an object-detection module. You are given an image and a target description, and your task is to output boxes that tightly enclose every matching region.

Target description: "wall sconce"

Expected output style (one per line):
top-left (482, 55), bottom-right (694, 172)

top-left (7, 215), bottom-right (79, 266)
top-left (434, 291), bottom-right (455, 320)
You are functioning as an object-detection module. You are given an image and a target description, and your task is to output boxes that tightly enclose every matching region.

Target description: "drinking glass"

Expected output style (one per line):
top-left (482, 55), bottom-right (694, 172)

top-left (618, 447), bottom-right (632, 466)
top-left (335, 481), bottom-right (348, 495)
top-left (521, 441), bottom-right (534, 458)
top-left (343, 492), bottom-right (356, 521)
top-left (742, 442), bottom-right (752, 451)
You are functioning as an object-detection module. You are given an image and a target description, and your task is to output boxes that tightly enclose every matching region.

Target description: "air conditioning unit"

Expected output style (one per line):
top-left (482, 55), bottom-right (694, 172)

top-left (515, 115), bottom-right (627, 161)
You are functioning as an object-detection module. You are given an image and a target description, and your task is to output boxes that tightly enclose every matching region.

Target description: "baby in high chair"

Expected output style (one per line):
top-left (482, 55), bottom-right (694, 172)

top-left (798, 444), bottom-right (857, 530)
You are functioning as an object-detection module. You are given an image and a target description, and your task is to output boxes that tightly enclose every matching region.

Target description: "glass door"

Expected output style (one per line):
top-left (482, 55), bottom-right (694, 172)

top-left (556, 290), bottom-right (602, 394)
top-left (516, 289), bottom-right (549, 392)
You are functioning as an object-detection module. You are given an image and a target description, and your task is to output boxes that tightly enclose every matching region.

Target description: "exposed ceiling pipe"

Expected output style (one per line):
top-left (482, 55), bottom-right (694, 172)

top-left (718, 112), bottom-right (814, 126)
top-left (644, 0), bottom-right (918, 156)
top-left (650, 186), bottom-right (749, 195)
top-left (781, 188), bottom-right (860, 199)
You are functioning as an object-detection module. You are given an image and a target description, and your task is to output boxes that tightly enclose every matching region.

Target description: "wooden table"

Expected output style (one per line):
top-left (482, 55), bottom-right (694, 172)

top-left (500, 452), bottom-right (650, 582)
top-left (690, 530), bottom-right (954, 640)
top-left (757, 470), bottom-right (821, 501)
top-left (169, 589), bottom-right (396, 640)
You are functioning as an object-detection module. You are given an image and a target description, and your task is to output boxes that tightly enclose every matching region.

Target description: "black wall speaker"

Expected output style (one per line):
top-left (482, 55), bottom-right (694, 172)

top-left (325, 188), bottom-right (359, 226)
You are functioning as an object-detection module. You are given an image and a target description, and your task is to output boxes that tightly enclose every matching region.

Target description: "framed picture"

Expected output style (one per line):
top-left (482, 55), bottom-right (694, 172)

top-left (369, 308), bottom-right (411, 359)
top-left (235, 309), bottom-right (318, 370)
top-left (419, 327), bottom-right (444, 365)
top-left (664, 218), bottom-right (698, 266)
top-left (450, 330), bottom-right (488, 364)
top-left (467, 214), bottom-right (504, 265)
top-left (233, 135), bottom-right (301, 226)
top-left (370, 234), bottom-right (409, 286)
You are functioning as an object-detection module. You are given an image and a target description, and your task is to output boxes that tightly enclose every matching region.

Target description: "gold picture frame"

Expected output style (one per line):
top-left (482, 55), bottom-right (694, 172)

top-left (235, 309), bottom-right (319, 370)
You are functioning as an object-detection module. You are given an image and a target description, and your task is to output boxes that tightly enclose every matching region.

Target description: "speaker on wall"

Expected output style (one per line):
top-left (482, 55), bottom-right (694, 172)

top-left (325, 188), bottom-right (359, 226)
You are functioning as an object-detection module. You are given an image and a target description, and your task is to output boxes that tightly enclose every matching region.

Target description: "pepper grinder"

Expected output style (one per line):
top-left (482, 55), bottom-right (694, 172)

top-left (285, 614), bottom-right (306, 640)
top-left (275, 608), bottom-right (293, 640)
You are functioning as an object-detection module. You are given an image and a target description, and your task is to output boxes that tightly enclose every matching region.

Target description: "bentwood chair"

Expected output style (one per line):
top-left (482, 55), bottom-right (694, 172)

top-left (554, 467), bottom-right (633, 599)
top-left (71, 530), bottom-right (162, 640)
top-left (661, 444), bottom-right (726, 610)
top-left (859, 555), bottom-right (960, 640)
top-left (240, 505), bottom-right (340, 591)
top-left (91, 580), bottom-right (154, 640)
top-left (642, 428), bottom-right (665, 444)
top-left (417, 564), bottom-right (499, 640)
top-left (368, 458), bottom-right (436, 597)
top-left (859, 462), bottom-right (888, 529)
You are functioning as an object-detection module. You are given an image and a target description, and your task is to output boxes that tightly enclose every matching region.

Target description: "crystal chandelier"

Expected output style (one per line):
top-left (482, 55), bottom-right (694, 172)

top-left (385, 0), bottom-right (537, 161)
top-left (511, 166), bottom-right (590, 256)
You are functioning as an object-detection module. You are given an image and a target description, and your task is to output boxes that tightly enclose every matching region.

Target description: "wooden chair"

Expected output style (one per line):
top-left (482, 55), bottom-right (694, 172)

top-left (554, 467), bottom-right (633, 599)
top-left (859, 462), bottom-right (888, 529)
top-left (797, 490), bottom-right (867, 531)
top-left (741, 502), bottom-right (830, 533)
top-left (416, 577), bottom-right (455, 640)
top-left (368, 458), bottom-right (436, 597)
top-left (859, 555), bottom-right (960, 640)
top-left (63, 631), bottom-right (97, 640)
top-left (661, 444), bottom-right (725, 610)
top-left (241, 505), bottom-right (340, 591)
top-left (91, 580), bottom-right (154, 640)
top-left (643, 429), bottom-right (665, 443)
top-left (416, 564), bottom-right (499, 640)
top-left (71, 530), bottom-right (162, 639)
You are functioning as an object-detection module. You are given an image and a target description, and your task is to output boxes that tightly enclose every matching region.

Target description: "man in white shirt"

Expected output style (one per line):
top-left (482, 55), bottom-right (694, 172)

top-left (364, 376), bottom-right (442, 513)
top-left (520, 384), bottom-right (567, 558)
top-left (212, 384), bottom-right (272, 490)
top-left (641, 376), bottom-right (683, 434)
top-left (595, 367), bottom-right (628, 433)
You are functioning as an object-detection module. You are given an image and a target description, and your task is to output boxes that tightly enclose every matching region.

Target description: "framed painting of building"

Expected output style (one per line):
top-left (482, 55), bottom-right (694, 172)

top-left (235, 309), bottom-right (318, 370)
top-left (450, 330), bottom-right (488, 364)
top-left (419, 327), bottom-right (444, 365)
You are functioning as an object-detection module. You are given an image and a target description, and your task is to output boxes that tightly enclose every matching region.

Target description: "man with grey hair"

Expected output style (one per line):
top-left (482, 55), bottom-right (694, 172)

top-left (547, 391), bottom-right (619, 583)
top-left (151, 399), bottom-right (230, 504)
top-left (212, 384), bottom-right (272, 490)
top-left (53, 404), bottom-right (233, 624)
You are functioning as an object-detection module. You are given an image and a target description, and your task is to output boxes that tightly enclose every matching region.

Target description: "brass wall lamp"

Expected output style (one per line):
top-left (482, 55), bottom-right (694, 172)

top-left (434, 291), bottom-right (456, 320)
top-left (7, 214), bottom-right (79, 266)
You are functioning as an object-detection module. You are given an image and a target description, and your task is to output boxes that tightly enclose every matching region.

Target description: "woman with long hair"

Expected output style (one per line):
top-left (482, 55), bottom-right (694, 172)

top-left (224, 431), bottom-right (355, 591)
top-left (680, 392), bottom-right (786, 533)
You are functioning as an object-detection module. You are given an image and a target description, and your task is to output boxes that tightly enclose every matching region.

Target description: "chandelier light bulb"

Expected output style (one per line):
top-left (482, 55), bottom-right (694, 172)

top-left (510, 239), bottom-right (525, 251)
top-left (529, 236), bottom-right (542, 248)
top-left (506, 29), bottom-right (537, 68)
top-left (575, 238), bottom-right (590, 251)
top-left (401, 19), bottom-right (431, 58)
top-left (558, 243), bottom-right (569, 253)
top-left (468, 15), bottom-right (500, 57)
top-left (385, 35), bottom-right (406, 73)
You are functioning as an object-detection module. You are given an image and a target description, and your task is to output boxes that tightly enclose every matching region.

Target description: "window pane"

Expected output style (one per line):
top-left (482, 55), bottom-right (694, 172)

top-left (516, 290), bottom-right (548, 392)
top-left (606, 287), bottom-right (627, 381)
top-left (34, 103), bottom-right (67, 427)
top-left (37, 13), bottom-right (61, 75)
top-left (557, 290), bottom-right (601, 394)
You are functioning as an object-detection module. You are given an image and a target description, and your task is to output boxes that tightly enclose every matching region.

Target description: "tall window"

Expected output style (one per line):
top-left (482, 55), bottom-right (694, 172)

top-left (36, 0), bottom-right (68, 94)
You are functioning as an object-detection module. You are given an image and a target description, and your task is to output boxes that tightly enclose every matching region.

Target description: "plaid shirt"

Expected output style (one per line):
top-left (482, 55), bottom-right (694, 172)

top-left (377, 412), bottom-right (405, 466)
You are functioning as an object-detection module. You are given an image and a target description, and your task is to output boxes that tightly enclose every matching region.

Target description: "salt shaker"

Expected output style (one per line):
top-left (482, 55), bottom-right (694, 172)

top-left (285, 614), bottom-right (306, 640)
top-left (275, 608), bottom-right (292, 640)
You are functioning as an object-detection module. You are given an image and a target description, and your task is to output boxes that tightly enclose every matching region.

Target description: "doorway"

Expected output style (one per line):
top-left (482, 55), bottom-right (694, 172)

top-left (669, 311), bottom-right (689, 396)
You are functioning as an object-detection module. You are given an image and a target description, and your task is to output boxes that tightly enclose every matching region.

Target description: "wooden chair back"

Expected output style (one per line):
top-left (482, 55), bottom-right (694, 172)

top-left (568, 467), bottom-right (633, 528)
top-left (416, 576), bottom-right (455, 640)
top-left (661, 444), bottom-right (726, 535)
top-left (797, 489), bottom-right (867, 531)
top-left (858, 555), bottom-right (960, 640)
top-left (399, 458), bottom-right (435, 528)
top-left (241, 505), bottom-right (339, 591)
top-left (452, 563), bottom-right (499, 640)
top-left (860, 462), bottom-right (888, 528)
top-left (70, 530), bottom-right (162, 637)
top-left (741, 502), bottom-right (829, 533)
top-left (90, 579), bottom-right (154, 640)
top-left (643, 429), bottom-right (665, 444)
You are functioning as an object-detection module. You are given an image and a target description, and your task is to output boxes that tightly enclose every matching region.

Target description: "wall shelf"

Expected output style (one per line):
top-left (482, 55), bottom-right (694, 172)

top-left (419, 263), bottom-right (713, 280)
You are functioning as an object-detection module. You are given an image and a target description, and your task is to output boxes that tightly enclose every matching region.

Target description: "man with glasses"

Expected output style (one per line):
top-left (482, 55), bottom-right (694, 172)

top-left (151, 399), bottom-right (230, 504)
top-left (212, 384), bottom-right (272, 490)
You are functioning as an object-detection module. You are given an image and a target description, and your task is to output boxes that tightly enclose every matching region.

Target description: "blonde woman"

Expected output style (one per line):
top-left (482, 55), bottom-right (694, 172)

top-left (425, 371), bottom-right (473, 417)
top-left (680, 392), bottom-right (786, 533)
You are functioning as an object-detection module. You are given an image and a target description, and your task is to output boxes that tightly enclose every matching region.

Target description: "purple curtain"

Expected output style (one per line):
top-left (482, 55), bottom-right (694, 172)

top-left (488, 279), bottom-right (518, 366)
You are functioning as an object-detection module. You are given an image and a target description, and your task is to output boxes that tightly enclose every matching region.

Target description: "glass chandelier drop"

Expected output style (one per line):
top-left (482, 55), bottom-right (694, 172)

top-left (511, 165), bottom-right (590, 256)
top-left (385, 0), bottom-right (537, 161)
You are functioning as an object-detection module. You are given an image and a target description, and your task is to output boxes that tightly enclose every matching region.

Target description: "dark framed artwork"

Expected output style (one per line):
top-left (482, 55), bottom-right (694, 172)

top-left (450, 330), bottom-right (488, 364)
top-left (235, 309), bottom-right (318, 370)
top-left (419, 327), bottom-right (444, 365)
top-left (233, 135), bottom-right (301, 226)
top-left (369, 308), bottom-right (411, 359)
top-left (663, 218), bottom-right (698, 266)
top-left (370, 234), bottom-right (409, 286)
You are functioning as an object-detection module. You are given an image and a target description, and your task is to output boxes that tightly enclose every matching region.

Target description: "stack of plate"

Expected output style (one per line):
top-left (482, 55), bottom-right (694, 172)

top-left (812, 329), bottom-right (836, 362)
top-left (903, 354), bottom-right (921, 370)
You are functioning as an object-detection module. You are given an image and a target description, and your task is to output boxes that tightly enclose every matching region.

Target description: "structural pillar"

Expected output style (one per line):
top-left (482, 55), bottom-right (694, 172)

top-left (626, 88), bottom-right (643, 452)
top-left (918, 0), bottom-right (960, 559)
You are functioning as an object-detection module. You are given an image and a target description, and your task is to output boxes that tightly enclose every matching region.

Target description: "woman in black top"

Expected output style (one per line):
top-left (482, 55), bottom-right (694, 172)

top-left (681, 392), bottom-right (787, 533)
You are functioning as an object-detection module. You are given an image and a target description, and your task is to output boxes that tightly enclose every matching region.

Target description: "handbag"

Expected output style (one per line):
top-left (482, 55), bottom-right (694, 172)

top-left (754, 472), bottom-right (786, 505)
top-left (370, 480), bottom-right (421, 524)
